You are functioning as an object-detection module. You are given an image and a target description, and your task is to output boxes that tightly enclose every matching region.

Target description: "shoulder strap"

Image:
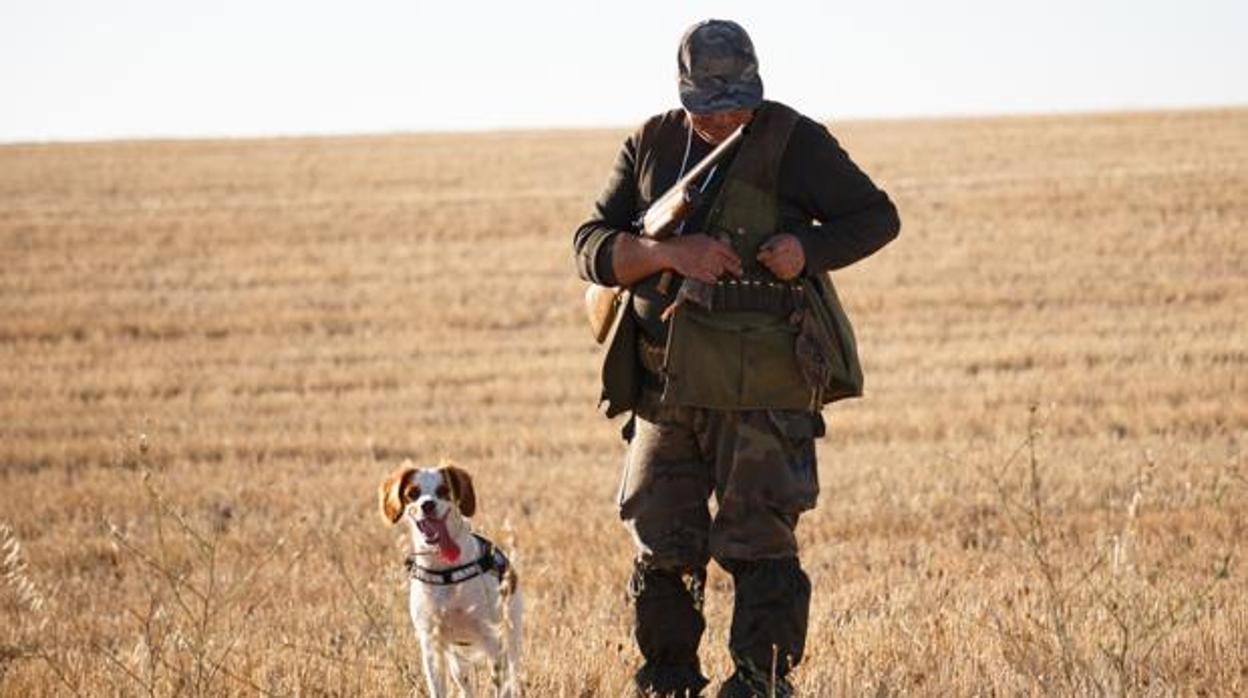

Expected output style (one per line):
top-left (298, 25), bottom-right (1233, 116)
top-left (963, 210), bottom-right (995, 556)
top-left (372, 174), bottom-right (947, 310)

top-left (724, 101), bottom-right (801, 192)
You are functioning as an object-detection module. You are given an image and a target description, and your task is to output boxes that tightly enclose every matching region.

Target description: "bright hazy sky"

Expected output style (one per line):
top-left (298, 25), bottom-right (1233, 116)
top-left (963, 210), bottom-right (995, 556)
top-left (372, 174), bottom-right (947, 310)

top-left (2, 0), bottom-right (1245, 143)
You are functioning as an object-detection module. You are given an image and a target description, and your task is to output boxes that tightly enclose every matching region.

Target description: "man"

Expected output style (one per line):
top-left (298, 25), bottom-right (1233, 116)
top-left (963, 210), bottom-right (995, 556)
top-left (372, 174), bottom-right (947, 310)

top-left (573, 19), bottom-right (900, 698)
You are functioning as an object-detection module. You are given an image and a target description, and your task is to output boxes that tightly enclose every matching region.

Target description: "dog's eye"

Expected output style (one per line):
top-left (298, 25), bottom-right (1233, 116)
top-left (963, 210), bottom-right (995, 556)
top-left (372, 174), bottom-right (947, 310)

top-left (403, 486), bottom-right (420, 502)
top-left (436, 485), bottom-right (450, 499)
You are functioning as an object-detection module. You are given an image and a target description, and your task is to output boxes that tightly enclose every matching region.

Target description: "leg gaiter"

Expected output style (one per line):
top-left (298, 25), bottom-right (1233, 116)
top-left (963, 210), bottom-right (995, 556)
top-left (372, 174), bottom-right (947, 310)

top-left (719, 557), bottom-right (811, 697)
top-left (629, 561), bottom-right (710, 696)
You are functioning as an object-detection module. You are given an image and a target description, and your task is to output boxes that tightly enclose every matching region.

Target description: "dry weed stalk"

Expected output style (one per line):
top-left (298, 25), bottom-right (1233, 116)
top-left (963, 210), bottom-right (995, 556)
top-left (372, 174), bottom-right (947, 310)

top-left (985, 406), bottom-right (1231, 695)
top-left (1, 521), bottom-right (47, 682)
top-left (1, 521), bottom-right (82, 695)
top-left (317, 530), bottom-right (421, 690)
top-left (2, 522), bottom-right (48, 616)
top-left (98, 470), bottom-right (290, 696)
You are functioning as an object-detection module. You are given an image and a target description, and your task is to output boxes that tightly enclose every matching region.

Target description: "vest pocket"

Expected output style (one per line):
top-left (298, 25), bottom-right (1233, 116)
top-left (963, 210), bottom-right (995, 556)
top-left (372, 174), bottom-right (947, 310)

top-left (664, 307), bottom-right (814, 411)
top-left (739, 322), bottom-right (812, 410)
top-left (663, 307), bottom-right (741, 408)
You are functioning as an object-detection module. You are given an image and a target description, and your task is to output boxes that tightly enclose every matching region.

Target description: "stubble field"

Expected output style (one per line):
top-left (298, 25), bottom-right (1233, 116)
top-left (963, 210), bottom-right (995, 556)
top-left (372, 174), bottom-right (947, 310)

top-left (1, 107), bottom-right (1246, 696)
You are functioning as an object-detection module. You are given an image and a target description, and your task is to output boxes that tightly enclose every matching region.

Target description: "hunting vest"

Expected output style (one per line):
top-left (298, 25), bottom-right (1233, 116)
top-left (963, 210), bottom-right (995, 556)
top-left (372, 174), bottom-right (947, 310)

top-left (599, 102), bottom-right (863, 416)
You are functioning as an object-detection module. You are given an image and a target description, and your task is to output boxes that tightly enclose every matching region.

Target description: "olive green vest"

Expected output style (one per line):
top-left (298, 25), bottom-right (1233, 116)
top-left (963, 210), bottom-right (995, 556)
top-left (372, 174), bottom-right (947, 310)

top-left (597, 102), bottom-right (863, 417)
top-left (661, 102), bottom-right (863, 411)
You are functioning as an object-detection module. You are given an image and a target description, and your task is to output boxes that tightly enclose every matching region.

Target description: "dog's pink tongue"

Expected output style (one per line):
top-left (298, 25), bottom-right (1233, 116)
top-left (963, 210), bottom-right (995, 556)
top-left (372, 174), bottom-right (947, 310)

top-left (430, 519), bottom-right (461, 563)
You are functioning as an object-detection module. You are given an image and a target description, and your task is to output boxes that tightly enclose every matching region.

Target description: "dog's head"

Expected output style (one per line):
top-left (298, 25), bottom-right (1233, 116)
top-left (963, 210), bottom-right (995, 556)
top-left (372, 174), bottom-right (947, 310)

top-left (379, 460), bottom-right (477, 560)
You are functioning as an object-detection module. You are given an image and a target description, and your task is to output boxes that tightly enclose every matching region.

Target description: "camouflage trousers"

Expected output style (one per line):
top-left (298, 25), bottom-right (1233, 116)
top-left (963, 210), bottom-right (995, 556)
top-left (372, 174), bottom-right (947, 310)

top-left (619, 391), bottom-right (822, 696)
top-left (618, 390), bottom-right (823, 571)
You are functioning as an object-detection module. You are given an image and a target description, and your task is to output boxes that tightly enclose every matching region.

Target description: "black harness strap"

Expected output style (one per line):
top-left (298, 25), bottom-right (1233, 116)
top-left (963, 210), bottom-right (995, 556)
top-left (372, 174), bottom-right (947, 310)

top-left (405, 534), bottom-right (510, 586)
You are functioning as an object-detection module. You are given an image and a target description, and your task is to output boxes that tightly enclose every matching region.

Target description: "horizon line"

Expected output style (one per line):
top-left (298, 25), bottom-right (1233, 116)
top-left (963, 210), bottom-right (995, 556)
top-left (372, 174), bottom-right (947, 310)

top-left (3, 101), bottom-right (1245, 149)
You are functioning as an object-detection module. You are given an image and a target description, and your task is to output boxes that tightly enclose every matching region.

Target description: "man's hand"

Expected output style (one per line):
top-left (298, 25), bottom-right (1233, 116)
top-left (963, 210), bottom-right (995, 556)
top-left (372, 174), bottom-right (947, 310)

top-left (757, 234), bottom-right (805, 281)
top-left (661, 235), bottom-right (743, 284)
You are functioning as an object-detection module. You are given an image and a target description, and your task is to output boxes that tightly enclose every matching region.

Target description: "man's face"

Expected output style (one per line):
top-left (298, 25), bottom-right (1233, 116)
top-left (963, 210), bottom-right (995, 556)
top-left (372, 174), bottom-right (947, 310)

top-left (688, 108), bottom-right (754, 144)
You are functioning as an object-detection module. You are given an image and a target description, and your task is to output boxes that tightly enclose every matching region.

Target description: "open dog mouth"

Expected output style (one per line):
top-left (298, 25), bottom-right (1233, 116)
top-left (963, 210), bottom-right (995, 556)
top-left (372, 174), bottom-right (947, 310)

top-left (414, 513), bottom-right (461, 563)
top-left (416, 515), bottom-right (446, 544)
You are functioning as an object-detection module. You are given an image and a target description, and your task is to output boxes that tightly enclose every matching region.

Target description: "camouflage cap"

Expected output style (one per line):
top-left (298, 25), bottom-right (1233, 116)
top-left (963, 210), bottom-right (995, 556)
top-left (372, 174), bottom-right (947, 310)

top-left (677, 19), bottom-right (764, 114)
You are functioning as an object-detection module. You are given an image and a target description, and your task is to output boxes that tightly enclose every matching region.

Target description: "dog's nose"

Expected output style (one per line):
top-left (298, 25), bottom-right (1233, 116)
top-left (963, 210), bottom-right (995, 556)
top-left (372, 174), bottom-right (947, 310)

top-left (420, 500), bottom-right (436, 515)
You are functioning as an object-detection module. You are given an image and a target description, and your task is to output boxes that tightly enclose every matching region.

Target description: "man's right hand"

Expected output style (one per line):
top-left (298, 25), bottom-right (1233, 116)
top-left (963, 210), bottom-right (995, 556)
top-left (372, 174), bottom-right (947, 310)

top-left (660, 235), bottom-right (743, 284)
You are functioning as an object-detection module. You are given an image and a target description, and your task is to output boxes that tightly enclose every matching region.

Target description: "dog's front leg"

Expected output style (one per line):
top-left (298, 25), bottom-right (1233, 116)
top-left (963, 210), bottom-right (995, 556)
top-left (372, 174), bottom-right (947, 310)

top-left (498, 593), bottom-right (523, 697)
top-left (418, 635), bottom-right (447, 698)
top-left (491, 641), bottom-right (520, 698)
top-left (446, 652), bottom-right (476, 698)
top-left (490, 657), bottom-right (509, 698)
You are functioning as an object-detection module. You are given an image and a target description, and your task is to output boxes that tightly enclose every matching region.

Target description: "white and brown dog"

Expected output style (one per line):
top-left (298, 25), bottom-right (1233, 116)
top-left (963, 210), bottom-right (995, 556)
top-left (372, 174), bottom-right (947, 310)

top-left (380, 461), bottom-right (522, 697)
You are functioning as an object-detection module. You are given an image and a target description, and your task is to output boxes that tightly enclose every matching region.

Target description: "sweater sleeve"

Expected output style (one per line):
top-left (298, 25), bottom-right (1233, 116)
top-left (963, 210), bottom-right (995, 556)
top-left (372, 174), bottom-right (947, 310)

top-left (781, 118), bottom-right (900, 273)
top-left (572, 134), bottom-right (640, 287)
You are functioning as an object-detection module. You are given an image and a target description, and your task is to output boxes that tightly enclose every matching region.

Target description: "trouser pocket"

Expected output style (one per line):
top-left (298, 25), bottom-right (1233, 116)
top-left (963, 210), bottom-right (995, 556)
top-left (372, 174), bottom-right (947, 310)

top-left (721, 409), bottom-right (820, 513)
top-left (709, 410), bottom-right (821, 561)
top-left (765, 409), bottom-right (821, 509)
top-left (619, 415), bottom-right (713, 570)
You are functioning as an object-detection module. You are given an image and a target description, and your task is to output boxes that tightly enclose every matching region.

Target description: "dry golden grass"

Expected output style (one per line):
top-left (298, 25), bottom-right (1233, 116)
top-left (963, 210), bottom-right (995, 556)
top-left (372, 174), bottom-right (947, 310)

top-left (1, 107), bottom-right (1246, 696)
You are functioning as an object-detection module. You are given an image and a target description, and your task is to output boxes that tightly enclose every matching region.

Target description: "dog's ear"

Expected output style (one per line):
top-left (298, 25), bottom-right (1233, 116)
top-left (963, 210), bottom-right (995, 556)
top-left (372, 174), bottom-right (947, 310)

top-left (379, 461), bottom-right (416, 525)
top-left (440, 465), bottom-right (476, 518)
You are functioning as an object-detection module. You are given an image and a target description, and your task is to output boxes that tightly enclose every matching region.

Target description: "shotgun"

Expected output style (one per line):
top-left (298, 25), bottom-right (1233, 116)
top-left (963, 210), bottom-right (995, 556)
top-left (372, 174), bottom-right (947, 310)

top-left (585, 124), bottom-right (745, 343)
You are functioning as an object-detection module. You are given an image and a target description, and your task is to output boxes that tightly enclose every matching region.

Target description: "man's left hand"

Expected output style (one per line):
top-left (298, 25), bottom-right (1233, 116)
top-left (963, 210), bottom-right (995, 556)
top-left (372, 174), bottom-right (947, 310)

top-left (757, 234), bottom-right (805, 281)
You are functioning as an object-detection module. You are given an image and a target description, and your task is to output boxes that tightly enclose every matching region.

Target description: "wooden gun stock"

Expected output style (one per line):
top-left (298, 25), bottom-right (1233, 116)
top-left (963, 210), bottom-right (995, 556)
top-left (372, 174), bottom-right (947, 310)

top-left (585, 283), bottom-right (623, 344)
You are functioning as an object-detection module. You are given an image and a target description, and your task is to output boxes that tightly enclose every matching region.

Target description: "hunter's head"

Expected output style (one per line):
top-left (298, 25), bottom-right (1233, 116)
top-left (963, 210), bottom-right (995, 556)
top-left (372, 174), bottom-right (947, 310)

top-left (678, 19), bottom-right (762, 143)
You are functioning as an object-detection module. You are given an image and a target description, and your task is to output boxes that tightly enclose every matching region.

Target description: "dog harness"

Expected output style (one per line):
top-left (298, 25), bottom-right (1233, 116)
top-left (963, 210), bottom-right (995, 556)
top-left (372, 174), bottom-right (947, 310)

top-left (405, 534), bottom-right (511, 586)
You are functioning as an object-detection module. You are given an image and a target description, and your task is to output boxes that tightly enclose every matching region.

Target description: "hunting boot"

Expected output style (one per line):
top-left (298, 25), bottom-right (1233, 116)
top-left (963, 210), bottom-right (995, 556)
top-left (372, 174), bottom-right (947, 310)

top-left (717, 557), bottom-right (811, 698)
top-left (630, 560), bottom-right (710, 697)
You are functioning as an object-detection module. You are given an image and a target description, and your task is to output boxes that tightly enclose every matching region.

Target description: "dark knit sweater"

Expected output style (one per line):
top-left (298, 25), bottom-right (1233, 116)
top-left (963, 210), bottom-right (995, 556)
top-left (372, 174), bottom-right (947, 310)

top-left (573, 107), bottom-right (900, 342)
